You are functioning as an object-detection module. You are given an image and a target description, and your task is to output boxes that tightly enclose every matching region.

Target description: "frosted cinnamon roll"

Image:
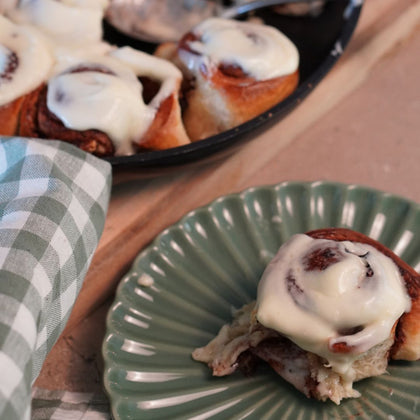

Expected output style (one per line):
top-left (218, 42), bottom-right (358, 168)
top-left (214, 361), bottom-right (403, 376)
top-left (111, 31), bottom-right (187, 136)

top-left (6, 0), bottom-right (113, 85)
top-left (19, 47), bottom-right (190, 156)
top-left (7, 0), bottom-right (109, 44)
top-left (193, 228), bottom-right (420, 404)
top-left (0, 15), bottom-right (53, 135)
top-left (156, 18), bottom-right (299, 141)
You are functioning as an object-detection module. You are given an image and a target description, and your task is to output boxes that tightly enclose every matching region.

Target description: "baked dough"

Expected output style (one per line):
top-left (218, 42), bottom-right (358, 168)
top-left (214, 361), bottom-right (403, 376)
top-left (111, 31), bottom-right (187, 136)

top-left (193, 228), bottom-right (420, 404)
top-left (18, 48), bottom-right (190, 156)
top-left (156, 18), bottom-right (300, 141)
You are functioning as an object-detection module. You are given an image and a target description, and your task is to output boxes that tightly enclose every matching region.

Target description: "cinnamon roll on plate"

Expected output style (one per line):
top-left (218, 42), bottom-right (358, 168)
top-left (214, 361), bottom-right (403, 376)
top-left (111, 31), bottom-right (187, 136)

top-left (0, 15), bottom-right (53, 136)
top-left (18, 47), bottom-right (190, 157)
top-left (156, 17), bottom-right (300, 141)
top-left (192, 228), bottom-right (420, 404)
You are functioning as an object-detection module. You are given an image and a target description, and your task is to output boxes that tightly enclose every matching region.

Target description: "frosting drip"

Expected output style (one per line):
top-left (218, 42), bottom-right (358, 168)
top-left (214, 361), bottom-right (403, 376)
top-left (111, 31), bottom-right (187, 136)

top-left (109, 46), bottom-right (182, 110)
top-left (256, 234), bottom-right (411, 383)
top-left (0, 16), bottom-right (53, 106)
top-left (181, 17), bottom-right (299, 80)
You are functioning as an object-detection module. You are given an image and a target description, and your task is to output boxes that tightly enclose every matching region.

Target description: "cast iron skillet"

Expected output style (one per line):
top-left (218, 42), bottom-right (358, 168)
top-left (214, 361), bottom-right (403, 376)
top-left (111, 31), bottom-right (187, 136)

top-left (102, 1), bottom-right (363, 172)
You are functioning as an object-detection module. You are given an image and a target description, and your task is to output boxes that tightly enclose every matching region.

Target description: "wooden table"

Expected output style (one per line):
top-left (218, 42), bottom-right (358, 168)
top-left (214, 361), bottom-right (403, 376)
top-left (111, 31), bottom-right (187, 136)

top-left (35, 0), bottom-right (420, 395)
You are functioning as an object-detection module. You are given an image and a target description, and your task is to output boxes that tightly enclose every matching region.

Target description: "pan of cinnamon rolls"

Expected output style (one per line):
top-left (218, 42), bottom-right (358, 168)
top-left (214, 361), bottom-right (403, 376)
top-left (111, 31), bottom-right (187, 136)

top-left (0, 1), bottom-right (362, 170)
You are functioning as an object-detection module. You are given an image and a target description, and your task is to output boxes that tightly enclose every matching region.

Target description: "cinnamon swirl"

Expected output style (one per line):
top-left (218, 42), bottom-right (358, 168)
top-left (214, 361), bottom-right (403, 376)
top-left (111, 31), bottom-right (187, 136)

top-left (0, 15), bottom-right (53, 136)
top-left (18, 48), bottom-right (190, 156)
top-left (156, 17), bottom-right (299, 141)
top-left (192, 228), bottom-right (420, 404)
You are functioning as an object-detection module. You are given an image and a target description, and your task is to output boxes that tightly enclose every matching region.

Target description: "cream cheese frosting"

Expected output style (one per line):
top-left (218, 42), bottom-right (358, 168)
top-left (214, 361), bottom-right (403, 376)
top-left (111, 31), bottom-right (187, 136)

top-left (47, 54), bottom-right (153, 156)
top-left (7, 0), bottom-right (108, 44)
top-left (256, 233), bottom-right (411, 386)
top-left (180, 17), bottom-right (299, 80)
top-left (0, 15), bottom-right (53, 106)
top-left (47, 48), bottom-right (184, 155)
top-left (110, 46), bottom-right (182, 110)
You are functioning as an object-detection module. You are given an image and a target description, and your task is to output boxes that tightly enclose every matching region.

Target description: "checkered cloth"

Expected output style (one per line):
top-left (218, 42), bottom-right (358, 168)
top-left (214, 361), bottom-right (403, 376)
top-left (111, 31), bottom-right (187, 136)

top-left (0, 137), bottom-right (112, 420)
top-left (31, 388), bottom-right (110, 420)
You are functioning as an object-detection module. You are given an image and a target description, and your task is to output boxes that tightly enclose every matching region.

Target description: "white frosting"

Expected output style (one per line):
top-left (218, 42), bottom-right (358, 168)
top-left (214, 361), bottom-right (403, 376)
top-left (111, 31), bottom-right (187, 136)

top-left (51, 41), bottom-right (114, 75)
top-left (110, 46), bottom-right (182, 109)
top-left (47, 54), bottom-right (154, 156)
top-left (256, 234), bottom-right (411, 384)
top-left (7, 0), bottom-right (108, 43)
top-left (47, 48), bottom-right (182, 155)
top-left (181, 17), bottom-right (299, 80)
top-left (0, 15), bottom-right (53, 106)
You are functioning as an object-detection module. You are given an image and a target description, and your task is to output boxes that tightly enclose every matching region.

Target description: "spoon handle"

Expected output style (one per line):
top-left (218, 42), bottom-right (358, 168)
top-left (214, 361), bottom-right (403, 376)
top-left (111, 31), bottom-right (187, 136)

top-left (220, 0), bottom-right (321, 19)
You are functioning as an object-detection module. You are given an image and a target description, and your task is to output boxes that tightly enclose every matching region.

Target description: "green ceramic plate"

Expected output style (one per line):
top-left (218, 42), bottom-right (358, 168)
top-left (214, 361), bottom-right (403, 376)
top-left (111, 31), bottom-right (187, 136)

top-left (103, 181), bottom-right (420, 420)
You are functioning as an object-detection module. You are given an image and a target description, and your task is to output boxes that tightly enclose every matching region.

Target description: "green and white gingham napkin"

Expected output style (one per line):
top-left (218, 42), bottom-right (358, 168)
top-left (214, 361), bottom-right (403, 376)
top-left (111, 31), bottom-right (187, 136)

top-left (0, 137), bottom-right (112, 420)
top-left (31, 388), bottom-right (110, 420)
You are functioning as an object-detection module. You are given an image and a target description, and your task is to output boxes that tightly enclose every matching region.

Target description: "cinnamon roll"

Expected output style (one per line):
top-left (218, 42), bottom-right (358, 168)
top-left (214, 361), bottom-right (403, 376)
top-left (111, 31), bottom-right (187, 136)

top-left (18, 47), bottom-right (190, 156)
top-left (0, 15), bottom-right (53, 136)
top-left (6, 0), bottom-right (109, 44)
top-left (156, 18), bottom-right (299, 141)
top-left (192, 228), bottom-right (420, 404)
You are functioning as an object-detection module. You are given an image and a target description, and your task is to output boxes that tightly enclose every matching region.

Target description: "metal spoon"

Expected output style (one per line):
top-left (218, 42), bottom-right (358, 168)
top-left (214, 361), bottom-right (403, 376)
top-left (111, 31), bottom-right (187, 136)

top-left (105, 0), bottom-right (321, 44)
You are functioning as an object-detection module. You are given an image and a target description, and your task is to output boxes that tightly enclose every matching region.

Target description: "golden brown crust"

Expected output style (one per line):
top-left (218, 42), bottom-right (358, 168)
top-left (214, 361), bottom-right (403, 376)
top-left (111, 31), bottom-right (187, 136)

top-left (0, 94), bottom-right (28, 136)
top-left (183, 67), bottom-right (299, 141)
top-left (207, 67), bottom-right (299, 122)
top-left (306, 227), bottom-right (420, 361)
top-left (17, 84), bottom-right (42, 139)
top-left (138, 93), bottom-right (190, 150)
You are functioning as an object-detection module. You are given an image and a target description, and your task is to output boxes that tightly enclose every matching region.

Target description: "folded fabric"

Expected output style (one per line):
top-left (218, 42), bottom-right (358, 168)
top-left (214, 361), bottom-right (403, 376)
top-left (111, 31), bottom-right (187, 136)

top-left (31, 388), bottom-right (110, 420)
top-left (0, 137), bottom-right (112, 420)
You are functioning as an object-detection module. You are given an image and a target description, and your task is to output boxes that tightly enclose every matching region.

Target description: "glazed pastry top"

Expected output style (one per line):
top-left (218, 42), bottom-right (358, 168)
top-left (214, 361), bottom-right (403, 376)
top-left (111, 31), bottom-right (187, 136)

top-left (1, 7), bottom-right (300, 154)
top-left (110, 47), bottom-right (182, 110)
top-left (47, 48), bottom-right (183, 155)
top-left (179, 17), bottom-right (299, 80)
top-left (0, 15), bottom-right (53, 106)
top-left (256, 233), bottom-right (411, 383)
top-left (1, 4), bottom-right (186, 155)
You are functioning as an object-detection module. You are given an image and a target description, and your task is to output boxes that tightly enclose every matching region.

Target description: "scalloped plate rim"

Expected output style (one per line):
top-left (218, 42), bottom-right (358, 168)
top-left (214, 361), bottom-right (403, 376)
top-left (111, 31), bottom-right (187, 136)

top-left (103, 180), bottom-right (420, 420)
